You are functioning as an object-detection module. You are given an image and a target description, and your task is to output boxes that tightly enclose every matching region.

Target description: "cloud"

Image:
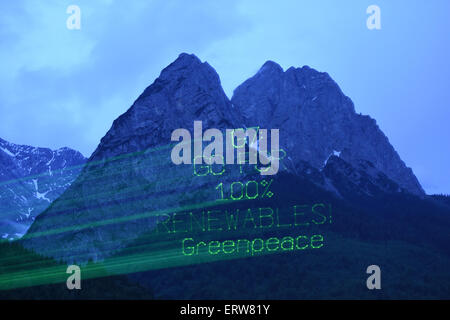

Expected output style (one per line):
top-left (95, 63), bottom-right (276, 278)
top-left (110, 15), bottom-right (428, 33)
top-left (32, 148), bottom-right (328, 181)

top-left (0, 0), bottom-right (247, 156)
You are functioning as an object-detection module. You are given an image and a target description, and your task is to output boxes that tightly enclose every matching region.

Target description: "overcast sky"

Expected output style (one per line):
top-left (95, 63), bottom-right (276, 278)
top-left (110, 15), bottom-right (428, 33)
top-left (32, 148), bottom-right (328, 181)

top-left (0, 0), bottom-right (449, 194)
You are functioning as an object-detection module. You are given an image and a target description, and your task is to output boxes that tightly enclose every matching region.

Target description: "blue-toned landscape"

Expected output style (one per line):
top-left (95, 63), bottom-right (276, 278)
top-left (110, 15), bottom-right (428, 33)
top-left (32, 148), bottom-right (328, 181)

top-left (0, 1), bottom-right (449, 300)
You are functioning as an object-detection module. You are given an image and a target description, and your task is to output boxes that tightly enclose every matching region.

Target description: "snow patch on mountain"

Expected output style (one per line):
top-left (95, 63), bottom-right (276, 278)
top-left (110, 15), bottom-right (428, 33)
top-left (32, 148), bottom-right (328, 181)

top-left (0, 137), bottom-right (87, 239)
top-left (0, 146), bottom-right (15, 157)
top-left (322, 150), bottom-right (341, 169)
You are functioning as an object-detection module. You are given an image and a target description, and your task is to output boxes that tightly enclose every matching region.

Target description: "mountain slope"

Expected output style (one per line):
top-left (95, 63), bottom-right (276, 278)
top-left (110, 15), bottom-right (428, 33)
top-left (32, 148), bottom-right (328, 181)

top-left (90, 53), bottom-right (240, 161)
top-left (0, 138), bottom-right (86, 239)
top-left (231, 61), bottom-right (424, 195)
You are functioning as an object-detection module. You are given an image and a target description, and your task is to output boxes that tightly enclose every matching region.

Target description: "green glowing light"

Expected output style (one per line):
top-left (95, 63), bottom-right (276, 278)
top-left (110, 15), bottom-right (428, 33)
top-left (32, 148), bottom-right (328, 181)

top-left (181, 234), bottom-right (325, 257)
top-left (214, 179), bottom-right (275, 201)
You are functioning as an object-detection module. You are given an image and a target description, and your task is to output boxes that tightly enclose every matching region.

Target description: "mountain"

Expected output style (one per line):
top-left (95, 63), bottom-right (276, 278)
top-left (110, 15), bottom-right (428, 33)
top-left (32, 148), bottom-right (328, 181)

top-left (22, 53), bottom-right (427, 263)
top-left (0, 138), bottom-right (86, 239)
top-left (231, 61), bottom-right (424, 195)
top-left (22, 53), bottom-right (246, 262)
top-left (90, 53), bottom-right (240, 162)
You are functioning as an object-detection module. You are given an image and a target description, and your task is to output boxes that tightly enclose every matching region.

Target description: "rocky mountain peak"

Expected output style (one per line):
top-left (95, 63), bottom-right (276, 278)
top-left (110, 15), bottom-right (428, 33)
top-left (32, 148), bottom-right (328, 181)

top-left (231, 61), bottom-right (423, 195)
top-left (160, 52), bottom-right (203, 75)
top-left (258, 60), bottom-right (284, 75)
top-left (90, 53), bottom-right (237, 161)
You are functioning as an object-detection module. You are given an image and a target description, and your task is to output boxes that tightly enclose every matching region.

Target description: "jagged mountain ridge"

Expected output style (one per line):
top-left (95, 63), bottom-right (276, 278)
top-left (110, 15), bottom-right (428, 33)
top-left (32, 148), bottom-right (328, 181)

top-left (22, 53), bottom-right (425, 262)
top-left (0, 137), bottom-right (86, 239)
top-left (89, 53), bottom-right (241, 162)
top-left (84, 53), bottom-right (423, 196)
top-left (231, 60), bottom-right (424, 195)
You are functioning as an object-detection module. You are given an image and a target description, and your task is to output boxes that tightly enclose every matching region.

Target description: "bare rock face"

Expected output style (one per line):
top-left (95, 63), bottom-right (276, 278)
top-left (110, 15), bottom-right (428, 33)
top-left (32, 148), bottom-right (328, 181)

top-left (90, 53), bottom-right (238, 161)
top-left (22, 54), bottom-right (425, 263)
top-left (231, 61), bottom-right (424, 195)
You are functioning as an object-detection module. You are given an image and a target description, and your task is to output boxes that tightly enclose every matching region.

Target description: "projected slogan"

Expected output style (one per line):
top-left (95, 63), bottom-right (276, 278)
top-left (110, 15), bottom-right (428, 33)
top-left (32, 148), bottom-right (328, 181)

top-left (165, 124), bottom-right (333, 259)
